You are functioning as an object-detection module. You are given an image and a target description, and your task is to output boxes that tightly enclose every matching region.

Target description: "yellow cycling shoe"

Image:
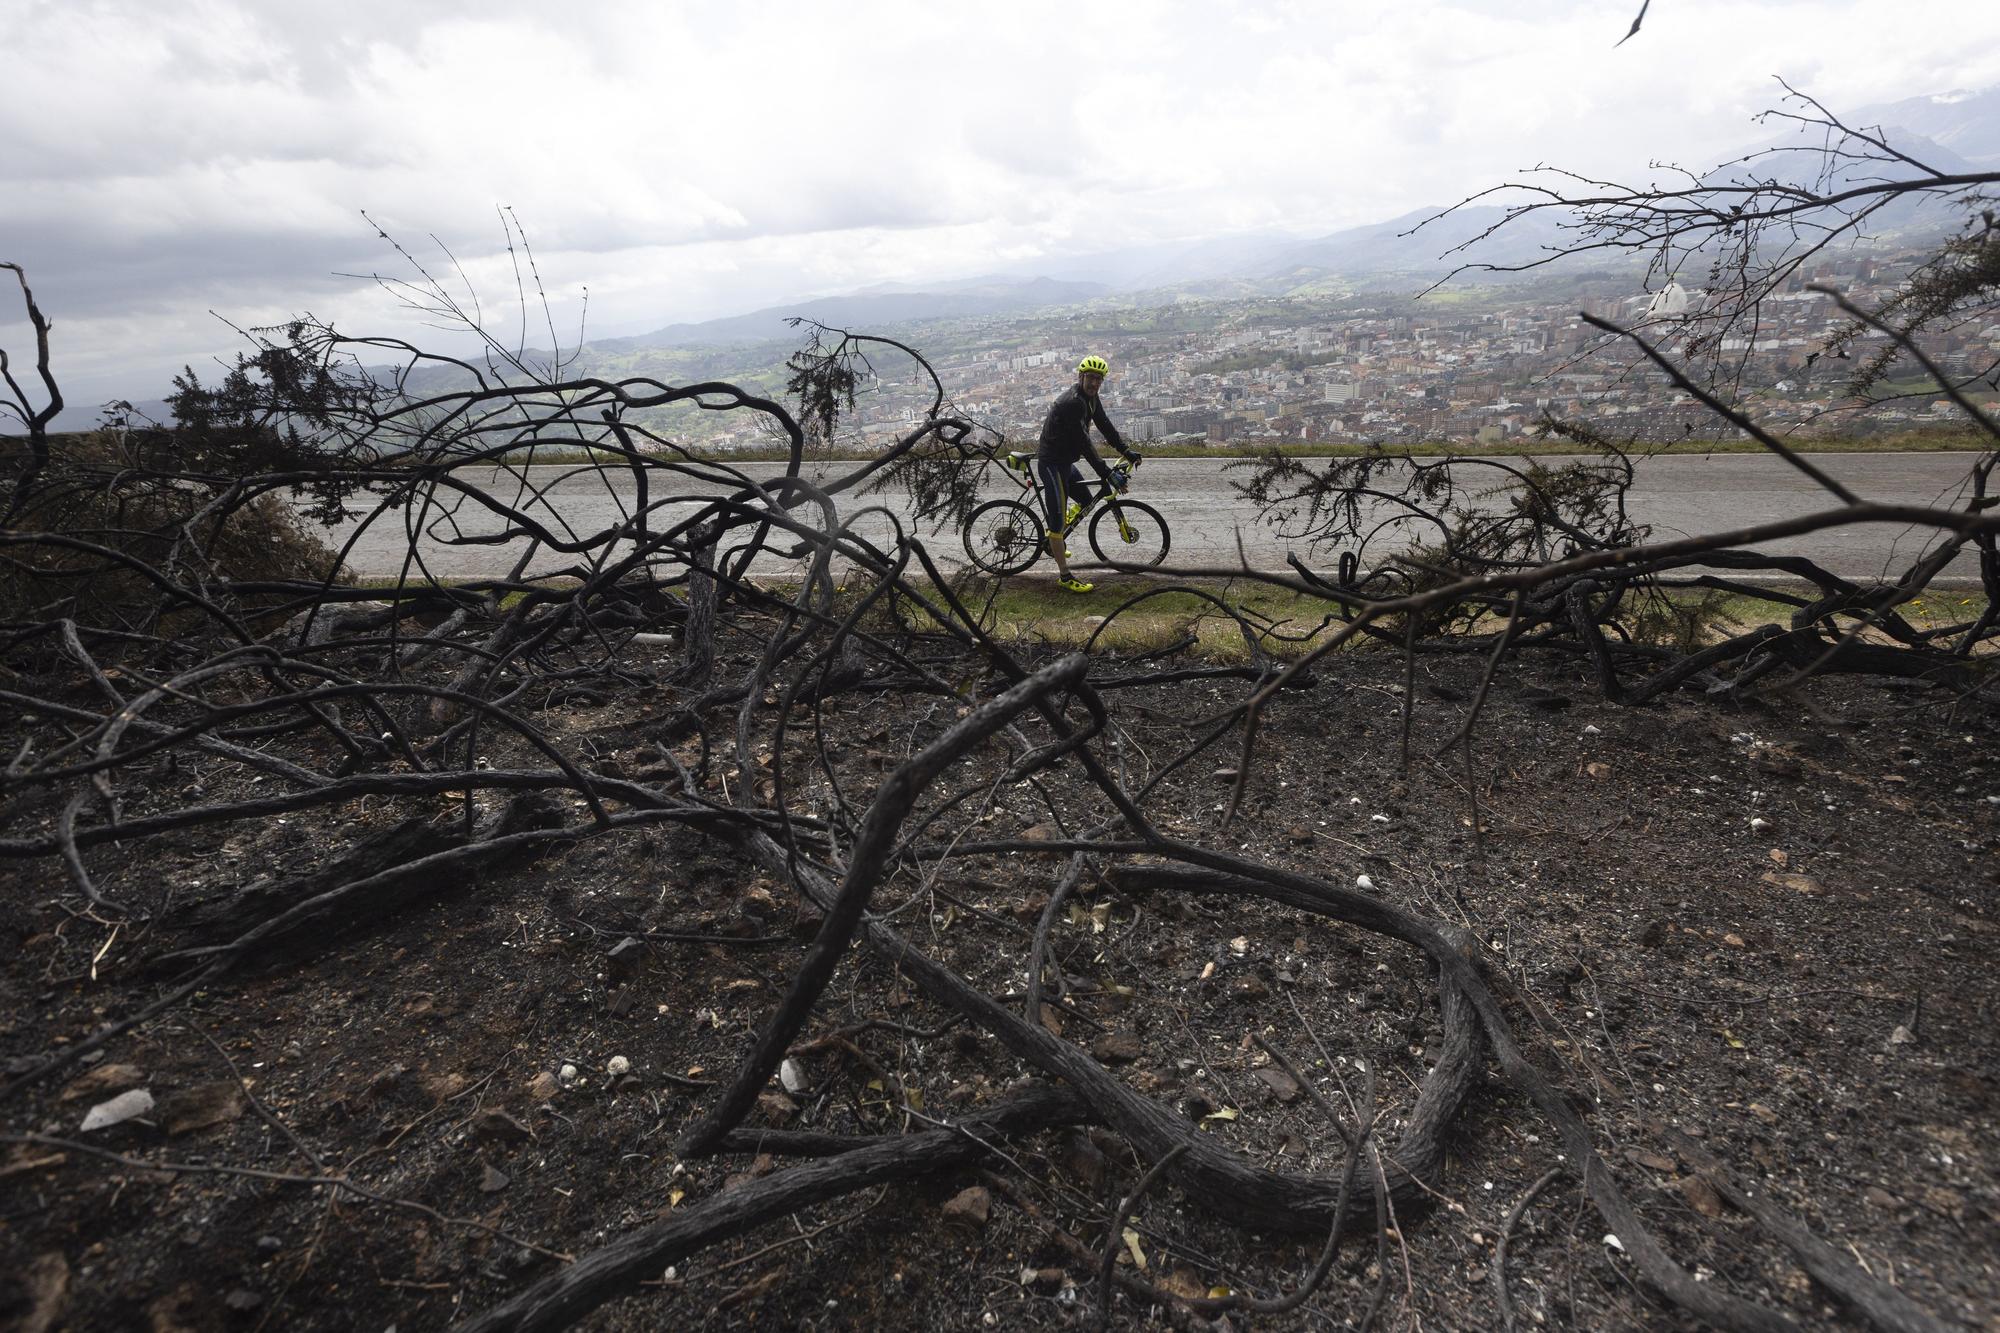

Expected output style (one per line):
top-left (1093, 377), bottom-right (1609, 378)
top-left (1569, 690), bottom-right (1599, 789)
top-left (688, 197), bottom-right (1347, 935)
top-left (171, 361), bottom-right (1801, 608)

top-left (1058, 575), bottom-right (1094, 594)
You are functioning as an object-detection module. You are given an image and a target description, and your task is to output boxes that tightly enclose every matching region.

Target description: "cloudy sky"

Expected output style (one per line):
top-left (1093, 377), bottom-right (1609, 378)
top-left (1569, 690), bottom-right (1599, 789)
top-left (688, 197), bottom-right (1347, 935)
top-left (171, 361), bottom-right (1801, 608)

top-left (5, 0), bottom-right (1999, 421)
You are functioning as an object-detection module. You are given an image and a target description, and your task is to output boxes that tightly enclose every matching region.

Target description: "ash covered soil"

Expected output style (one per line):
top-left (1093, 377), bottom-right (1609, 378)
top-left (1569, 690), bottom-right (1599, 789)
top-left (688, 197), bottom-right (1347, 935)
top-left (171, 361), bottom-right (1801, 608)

top-left (3, 646), bottom-right (1996, 1332)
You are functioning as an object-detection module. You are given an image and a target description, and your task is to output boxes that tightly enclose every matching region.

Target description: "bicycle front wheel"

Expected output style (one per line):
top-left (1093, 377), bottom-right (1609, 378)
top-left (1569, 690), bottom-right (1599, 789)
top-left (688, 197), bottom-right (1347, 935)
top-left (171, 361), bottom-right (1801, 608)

top-left (962, 499), bottom-right (1046, 576)
top-left (1088, 499), bottom-right (1170, 569)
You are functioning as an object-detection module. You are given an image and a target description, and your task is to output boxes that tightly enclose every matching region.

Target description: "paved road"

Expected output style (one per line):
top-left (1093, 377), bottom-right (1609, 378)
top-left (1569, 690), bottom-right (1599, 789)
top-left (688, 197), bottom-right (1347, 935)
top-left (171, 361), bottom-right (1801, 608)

top-left (328, 453), bottom-right (1990, 583)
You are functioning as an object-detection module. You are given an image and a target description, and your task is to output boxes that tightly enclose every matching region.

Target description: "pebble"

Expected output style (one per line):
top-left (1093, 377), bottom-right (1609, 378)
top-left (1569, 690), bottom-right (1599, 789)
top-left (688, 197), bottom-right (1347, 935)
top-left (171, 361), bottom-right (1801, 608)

top-left (1090, 1031), bottom-right (1143, 1065)
top-left (941, 1185), bottom-right (992, 1231)
top-left (60, 1063), bottom-right (145, 1103)
top-left (158, 1081), bottom-right (246, 1137)
top-left (474, 1109), bottom-right (534, 1144)
top-left (1253, 1067), bottom-right (1302, 1103)
top-left (559, 1064), bottom-right (579, 1083)
top-left (606, 1055), bottom-right (631, 1076)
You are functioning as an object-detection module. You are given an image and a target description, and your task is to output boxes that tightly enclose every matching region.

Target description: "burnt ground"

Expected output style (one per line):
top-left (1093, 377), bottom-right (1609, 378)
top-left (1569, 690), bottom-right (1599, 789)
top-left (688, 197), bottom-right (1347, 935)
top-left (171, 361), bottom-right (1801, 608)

top-left (2, 645), bottom-right (1997, 1332)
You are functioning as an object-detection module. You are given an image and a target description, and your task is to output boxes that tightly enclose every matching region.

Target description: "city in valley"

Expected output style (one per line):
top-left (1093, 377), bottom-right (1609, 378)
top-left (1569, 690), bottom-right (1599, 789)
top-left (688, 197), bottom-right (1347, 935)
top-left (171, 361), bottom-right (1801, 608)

top-left (594, 241), bottom-right (1997, 456)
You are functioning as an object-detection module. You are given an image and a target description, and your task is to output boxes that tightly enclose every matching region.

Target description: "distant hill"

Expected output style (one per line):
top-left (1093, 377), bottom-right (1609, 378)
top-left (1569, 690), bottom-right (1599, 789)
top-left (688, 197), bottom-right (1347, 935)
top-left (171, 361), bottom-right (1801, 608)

top-left (1851, 87), bottom-right (2000, 168)
top-left (595, 276), bottom-right (1110, 351)
top-left (1249, 205), bottom-right (1579, 284)
top-left (1700, 127), bottom-right (1984, 238)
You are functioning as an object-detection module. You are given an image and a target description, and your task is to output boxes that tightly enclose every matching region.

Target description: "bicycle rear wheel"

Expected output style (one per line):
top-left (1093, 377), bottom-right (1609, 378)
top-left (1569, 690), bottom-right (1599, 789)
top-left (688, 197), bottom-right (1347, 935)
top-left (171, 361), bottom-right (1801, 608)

top-left (1087, 499), bottom-right (1169, 569)
top-left (962, 499), bottom-right (1046, 575)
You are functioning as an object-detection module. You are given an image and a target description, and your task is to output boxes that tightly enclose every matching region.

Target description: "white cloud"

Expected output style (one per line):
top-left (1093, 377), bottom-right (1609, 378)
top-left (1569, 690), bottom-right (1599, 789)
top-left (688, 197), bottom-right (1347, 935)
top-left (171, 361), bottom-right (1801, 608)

top-left (4, 0), bottom-right (1999, 416)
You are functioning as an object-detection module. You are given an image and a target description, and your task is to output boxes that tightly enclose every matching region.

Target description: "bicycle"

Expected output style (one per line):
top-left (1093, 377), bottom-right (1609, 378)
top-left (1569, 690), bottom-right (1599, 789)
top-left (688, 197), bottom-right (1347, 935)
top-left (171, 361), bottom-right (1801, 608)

top-left (959, 449), bottom-right (1171, 576)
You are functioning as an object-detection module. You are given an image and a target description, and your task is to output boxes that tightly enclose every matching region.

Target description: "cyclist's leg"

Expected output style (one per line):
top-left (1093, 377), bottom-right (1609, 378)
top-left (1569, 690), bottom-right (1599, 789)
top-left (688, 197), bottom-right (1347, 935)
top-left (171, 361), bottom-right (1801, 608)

top-left (1035, 459), bottom-right (1069, 557)
top-left (1035, 459), bottom-right (1090, 589)
top-left (1065, 462), bottom-right (1094, 524)
top-left (1034, 459), bottom-right (1066, 533)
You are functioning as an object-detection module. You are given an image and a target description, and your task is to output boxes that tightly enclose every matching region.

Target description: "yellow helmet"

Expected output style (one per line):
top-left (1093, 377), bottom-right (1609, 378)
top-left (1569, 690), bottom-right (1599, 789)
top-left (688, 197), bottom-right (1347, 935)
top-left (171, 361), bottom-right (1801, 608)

top-left (1077, 355), bottom-right (1109, 376)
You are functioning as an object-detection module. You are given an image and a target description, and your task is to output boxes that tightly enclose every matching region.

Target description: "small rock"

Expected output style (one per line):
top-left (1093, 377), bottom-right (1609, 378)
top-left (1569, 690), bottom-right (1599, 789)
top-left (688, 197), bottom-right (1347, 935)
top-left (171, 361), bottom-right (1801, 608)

top-left (755, 1091), bottom-right (797, 1126)
top-left (1252, 1067), bottom-right (1302, 1103)
top-left (1633, 919), bottom-right (1668, 948)
top-left (1888, 1025), bottom-right (1916, 1046)
top-left (480, 1163), bottom-right (511, 1193)
top-left (606, 989), bottom-right (638, 1018)
top-left (1285, 825), bottom-right (1314, 844)
top-left (1722, 933), bottom-right (1746, 949)
top-left (606, 937), bottom-right (645, 979)
top-left (1228, 975), bottom-right (1269, 1001)
top-left (526, 1072), bottom-right (559, 1102)
top-left (1746, 1103), bottom-right (1778, 1125)
top-left (1754, 753), bottom-right (1803, 780)
top-left (1584, 762), bottom-right (1612, 780)
top-left (1059, 1131), bottom-right (1109, 1191)
top-left (1090, 1031), bottom-right (1143, 1065)
top-left (255, 1236), bottom-right (284, 1254)
top-left (940, 1185), bottom-right (991, 1231)
top-left (1748, 817), bottom-right (1771, 833)
top-left (1355, 873), bottom-right (1375, 891)
top-left (157, 1081), bottom-right (246, 1137)
top-left (1020, 1267), bottom-right (1066, 1293)
top-left (780, 1058), bottom-right (808, 1095)
top-left (1863, 1186), bottom-right (1904, 1210)
top-left (423, 1071), bottom-right (469, 1102)
top-left (79, 1088), bottom-right (154, 1132)
top-left (59, 1063), bottom-right (145, 1103)
top-left (1212, 767), bottom-right (1240, 782)
top-left (606, 1055), bottom-right (631, 1076)
top-left (558, 1064), bottom-right (579, 1083)
top-left (1761, 870), bottom-right (1822, 895)
top-left (364, 1065), bottom-right (410, 1101)
top-left (1021, 823), bottom-right (1061, 842)
top-left (1521, 686), bottom-right (1571, 711)
top-left (1626, 1148), bottom-right (1675, 1173)
top-left (474, 1109), bottom-right (534, 1144)
top-left (223, 1289), bottom-right (263, 1314)
top-left (1679, 1174), bottom-right (1726, 1218)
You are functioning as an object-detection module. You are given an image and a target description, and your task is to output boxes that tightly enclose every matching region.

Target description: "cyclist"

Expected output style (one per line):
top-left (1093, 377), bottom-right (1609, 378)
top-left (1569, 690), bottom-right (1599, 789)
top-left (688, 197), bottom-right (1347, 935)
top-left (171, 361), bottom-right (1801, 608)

top-left (1037, 354), bottom-right (1140, 593)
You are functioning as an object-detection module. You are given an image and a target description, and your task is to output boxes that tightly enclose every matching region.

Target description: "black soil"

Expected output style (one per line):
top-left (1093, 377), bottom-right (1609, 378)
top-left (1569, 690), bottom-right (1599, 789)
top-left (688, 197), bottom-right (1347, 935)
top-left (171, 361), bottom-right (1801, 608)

top-left (3, 649), bottom-right (1996, 1331)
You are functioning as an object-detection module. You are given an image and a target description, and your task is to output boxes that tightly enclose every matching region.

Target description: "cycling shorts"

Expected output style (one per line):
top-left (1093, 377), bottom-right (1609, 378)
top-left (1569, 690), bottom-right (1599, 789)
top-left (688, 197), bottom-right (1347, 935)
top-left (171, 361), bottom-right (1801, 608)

top-left (1034, 458), bottom-right (1088, 532)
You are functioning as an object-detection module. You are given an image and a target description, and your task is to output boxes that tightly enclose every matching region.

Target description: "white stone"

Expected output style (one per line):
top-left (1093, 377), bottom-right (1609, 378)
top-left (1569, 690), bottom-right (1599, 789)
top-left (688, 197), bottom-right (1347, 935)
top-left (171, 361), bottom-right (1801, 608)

top-left (80, 1088), bottom-right (154, 1132)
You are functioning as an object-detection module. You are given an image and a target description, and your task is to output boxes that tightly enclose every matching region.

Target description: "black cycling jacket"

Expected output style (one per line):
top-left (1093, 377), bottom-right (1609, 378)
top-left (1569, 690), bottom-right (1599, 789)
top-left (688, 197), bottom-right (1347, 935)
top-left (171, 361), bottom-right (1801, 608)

top-left (1036, 385), bottom-right (1133, 475)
